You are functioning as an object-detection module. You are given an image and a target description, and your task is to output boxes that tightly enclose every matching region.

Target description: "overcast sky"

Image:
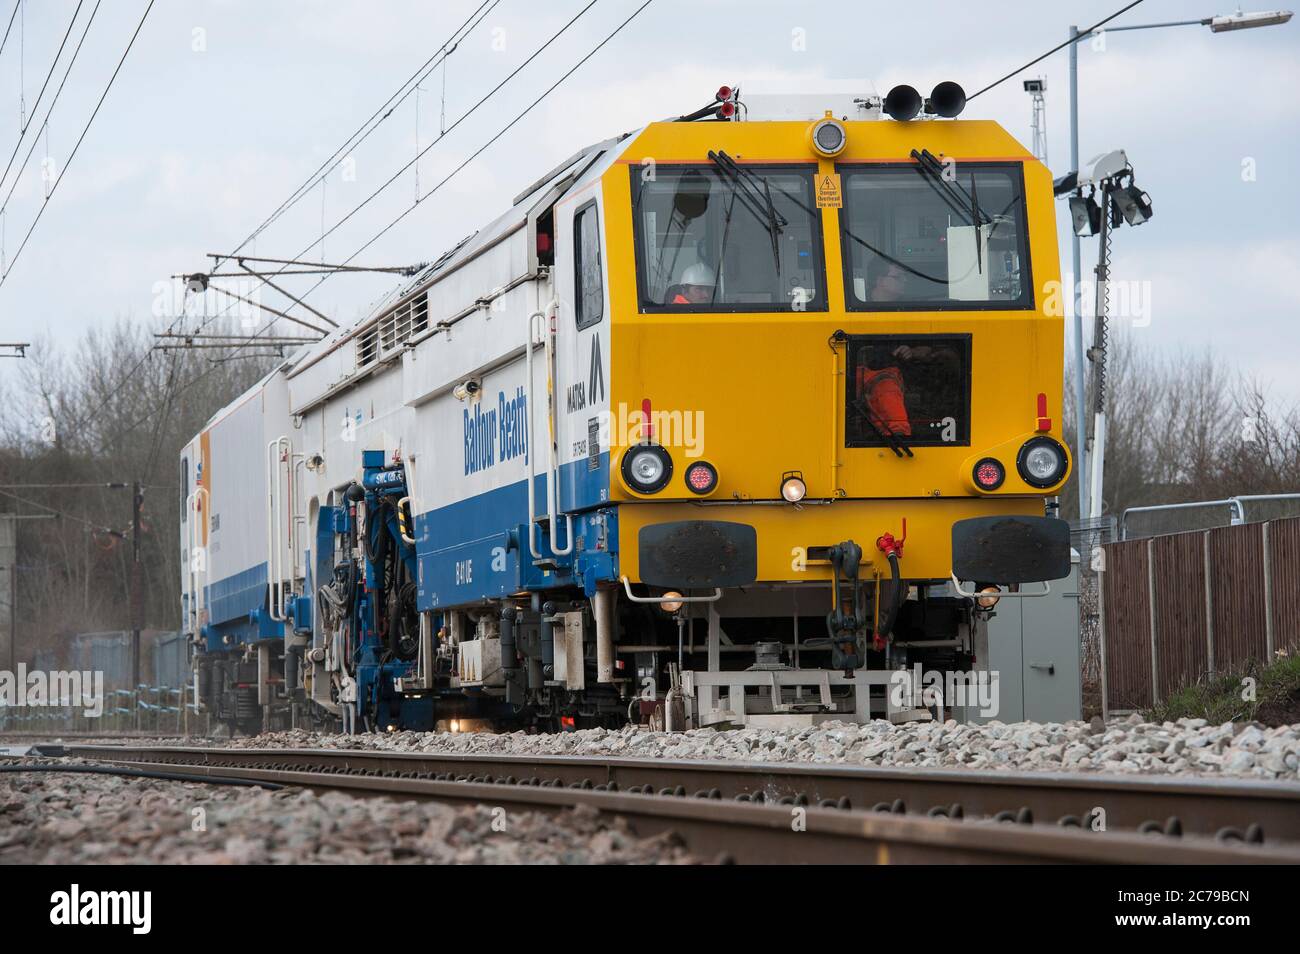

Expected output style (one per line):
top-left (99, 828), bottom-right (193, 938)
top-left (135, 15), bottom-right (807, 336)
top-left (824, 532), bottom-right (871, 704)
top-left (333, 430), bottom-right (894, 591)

top-left (0, 0), bottom-right (1296, 398)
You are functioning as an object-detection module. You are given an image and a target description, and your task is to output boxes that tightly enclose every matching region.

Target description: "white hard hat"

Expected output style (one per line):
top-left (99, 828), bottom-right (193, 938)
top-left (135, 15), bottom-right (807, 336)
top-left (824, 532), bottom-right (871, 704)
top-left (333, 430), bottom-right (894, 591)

top-left (679, 262), bottom-right (714, 286)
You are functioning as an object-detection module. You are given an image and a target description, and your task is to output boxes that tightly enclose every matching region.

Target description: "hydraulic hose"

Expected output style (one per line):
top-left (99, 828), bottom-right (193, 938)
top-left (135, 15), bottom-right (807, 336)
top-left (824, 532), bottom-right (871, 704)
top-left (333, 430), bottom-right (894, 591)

top-left (876, 551), bottom-right (904, 641)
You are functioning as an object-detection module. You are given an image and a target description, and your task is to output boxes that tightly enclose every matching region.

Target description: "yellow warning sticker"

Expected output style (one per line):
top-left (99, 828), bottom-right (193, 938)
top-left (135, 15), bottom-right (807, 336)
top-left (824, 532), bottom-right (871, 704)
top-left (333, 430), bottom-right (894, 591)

top-left (815, 173), bottom-right (842, 208)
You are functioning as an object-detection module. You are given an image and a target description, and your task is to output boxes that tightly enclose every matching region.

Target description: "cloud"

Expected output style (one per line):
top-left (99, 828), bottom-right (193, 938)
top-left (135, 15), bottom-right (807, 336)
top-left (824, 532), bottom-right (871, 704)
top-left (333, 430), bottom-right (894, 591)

top-left (0, 0), bottom-right (1295, 407)
top-left (1066, 237), bottom-right (1300, 401)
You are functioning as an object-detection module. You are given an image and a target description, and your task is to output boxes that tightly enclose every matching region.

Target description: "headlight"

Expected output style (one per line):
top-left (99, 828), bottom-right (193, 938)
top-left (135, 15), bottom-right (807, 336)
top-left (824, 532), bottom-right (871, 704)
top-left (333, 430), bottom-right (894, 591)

top-left (780, 472), bottom-right (806, 502)
top-left (809, 116), bottom-right (847, 157)
top-left (684, 460), bottom-right (718, 495)
top-left (1016, 437), bottom-right (1067, 489)
top-left (621, 444), bottom-right (673, 494)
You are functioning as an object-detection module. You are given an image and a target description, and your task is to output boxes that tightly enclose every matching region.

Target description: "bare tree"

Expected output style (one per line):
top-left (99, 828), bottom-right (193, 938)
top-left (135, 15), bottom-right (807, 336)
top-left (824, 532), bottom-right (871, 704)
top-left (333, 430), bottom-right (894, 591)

top-left (1061, 331), bottom-right (1300, 521)
top-left (0, 316), bottom-right (276, 661)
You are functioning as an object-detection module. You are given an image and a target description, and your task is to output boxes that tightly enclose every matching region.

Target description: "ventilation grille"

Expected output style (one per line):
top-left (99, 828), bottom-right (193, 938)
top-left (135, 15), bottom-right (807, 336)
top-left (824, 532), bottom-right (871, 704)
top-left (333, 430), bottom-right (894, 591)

top-left (355, 294), bottom-right (429, 370)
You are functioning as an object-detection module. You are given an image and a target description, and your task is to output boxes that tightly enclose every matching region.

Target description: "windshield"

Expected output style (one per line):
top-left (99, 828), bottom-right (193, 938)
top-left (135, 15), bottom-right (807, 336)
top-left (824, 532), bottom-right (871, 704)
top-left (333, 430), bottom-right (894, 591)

top-left (839, 163), bottom-right (1032, 310)
top-left (632, 163), bottom-right (826, 312)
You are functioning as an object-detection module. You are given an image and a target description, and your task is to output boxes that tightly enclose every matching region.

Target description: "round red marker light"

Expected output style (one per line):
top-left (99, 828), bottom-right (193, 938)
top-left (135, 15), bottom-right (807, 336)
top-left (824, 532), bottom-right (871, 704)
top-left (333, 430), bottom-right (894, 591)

top-left (685, 461), bottom-right (718, 495)
top-left (973, 458), bottom-right (1005, 491)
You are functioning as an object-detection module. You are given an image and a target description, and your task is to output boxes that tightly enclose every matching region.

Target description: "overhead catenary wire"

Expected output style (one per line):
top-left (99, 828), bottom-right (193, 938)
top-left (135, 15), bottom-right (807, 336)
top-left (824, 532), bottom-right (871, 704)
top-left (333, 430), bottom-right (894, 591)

top-left (17, 0), bottom-right (22, 127)
top-left (102, 0), bottom-right (655, 452)
top-left (313, 0), bottom-right (656, 282)
top-left (71, 4), bottom-right (505, 445)
top-left (0, 482), bottom-right (128, 488)
top-left (179, 0), bottom-right (610, 353)
top-left (224, 0), bottom-right (502, 262)
top-left (197, 0), bottom-right (650, 354)
top-left (0, 0), bottom-right (171, 460)
top-left (142, 333), bottom-right (184, 482)
top-left (967, 0), bottom-right (1146, 101)
top-left (0, 486), bottom-right (122, 535)
top-left (0, 1), bottom-right (19, 61)
top-left (0, 0), bottom-right (84, 197)
top-left (0, 0), bottom-right (102, 226)
top-left (0, 0), bottom-right (152, 288)
top-left (220, 0), bottom-right (606, 303)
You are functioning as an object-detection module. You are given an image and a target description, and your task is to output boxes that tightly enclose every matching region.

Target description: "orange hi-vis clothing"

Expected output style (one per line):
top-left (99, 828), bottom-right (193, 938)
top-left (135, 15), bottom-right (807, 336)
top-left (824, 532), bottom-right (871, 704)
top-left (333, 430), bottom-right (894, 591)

top-left (855, 366), bottom-right (911, 436)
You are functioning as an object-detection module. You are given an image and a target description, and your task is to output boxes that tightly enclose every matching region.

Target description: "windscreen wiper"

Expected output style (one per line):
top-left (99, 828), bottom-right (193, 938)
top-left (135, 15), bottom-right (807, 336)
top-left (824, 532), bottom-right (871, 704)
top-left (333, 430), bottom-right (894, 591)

top-left (855, 398), bottom-right (914, 458)
top-left (705, 151), bottom-right (770, 227)
top-left (910, 149), bottom-right (990, 227)
top-left (911, 148), bottom-right (989, 274)
top-left (708, 149), bottom-right (785, 270)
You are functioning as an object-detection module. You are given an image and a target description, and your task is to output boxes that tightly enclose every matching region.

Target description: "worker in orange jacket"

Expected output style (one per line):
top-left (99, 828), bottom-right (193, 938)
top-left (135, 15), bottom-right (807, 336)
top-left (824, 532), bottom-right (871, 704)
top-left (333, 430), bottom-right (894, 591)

top-left (667, 262), bottom-right (716, 305)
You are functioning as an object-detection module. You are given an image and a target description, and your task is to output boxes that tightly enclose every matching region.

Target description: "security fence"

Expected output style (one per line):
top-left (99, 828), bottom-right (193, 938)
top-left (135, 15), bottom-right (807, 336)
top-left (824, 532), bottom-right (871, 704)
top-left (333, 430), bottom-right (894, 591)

top-left (1, 628), bottom-right (204, 736)
top-left (1099, 514), bottom-right (1300, 715)
top-left (0, 683), bottom-right (207, 736)
top-left (1119, 493), bottom-right (1300, 541)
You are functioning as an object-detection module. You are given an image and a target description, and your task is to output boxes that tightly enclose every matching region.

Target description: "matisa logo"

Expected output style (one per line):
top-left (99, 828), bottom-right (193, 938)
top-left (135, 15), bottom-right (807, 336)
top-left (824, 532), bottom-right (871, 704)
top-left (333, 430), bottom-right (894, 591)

top-left (50, 884), bottom-right (151, 934)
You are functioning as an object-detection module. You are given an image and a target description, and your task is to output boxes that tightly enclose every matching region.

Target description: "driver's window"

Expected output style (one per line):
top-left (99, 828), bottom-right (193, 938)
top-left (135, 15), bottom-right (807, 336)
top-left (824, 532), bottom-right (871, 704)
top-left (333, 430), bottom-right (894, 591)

top-left (574, 202), bottom-right (603, 330)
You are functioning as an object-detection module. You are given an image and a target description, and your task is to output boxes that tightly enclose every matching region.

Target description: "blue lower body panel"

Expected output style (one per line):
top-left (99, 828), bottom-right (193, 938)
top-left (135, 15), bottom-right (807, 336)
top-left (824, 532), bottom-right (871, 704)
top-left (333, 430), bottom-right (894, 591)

top-left (414, 455), bottom-right (619, 609)
top-left (199, 560), bottom-right (284, 652)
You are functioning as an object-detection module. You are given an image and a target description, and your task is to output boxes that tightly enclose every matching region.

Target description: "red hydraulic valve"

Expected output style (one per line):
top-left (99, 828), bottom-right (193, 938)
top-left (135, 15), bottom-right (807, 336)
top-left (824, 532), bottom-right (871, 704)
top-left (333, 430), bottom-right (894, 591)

top-left (875, 518), bottom-right (907, 558)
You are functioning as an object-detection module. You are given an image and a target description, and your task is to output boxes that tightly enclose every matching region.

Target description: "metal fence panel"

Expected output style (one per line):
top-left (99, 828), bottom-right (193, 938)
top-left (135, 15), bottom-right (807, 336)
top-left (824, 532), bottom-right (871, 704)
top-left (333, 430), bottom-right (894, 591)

top-left (77, 631), bottom-right (134, 691)
top-left (1151, 532), bottom-right (1209, 700)
top-left (152, 631), bottom-right (187, 688)
top-left (1102, 513), bottom-right (1300, 713)
top-left (1101, 540), bottom-right (1153, 711)
top-left (1122, 501), bottom-right (1236, 541)
top-left (1207, 523), bottom-right (1268, 672)
top-left (1267, 516), bottom-right (1300, 655)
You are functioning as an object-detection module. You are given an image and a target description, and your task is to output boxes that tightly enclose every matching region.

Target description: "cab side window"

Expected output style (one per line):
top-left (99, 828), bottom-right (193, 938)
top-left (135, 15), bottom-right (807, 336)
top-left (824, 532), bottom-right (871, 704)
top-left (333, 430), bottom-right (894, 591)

top-left (574, 202), bottom-right (603, 330)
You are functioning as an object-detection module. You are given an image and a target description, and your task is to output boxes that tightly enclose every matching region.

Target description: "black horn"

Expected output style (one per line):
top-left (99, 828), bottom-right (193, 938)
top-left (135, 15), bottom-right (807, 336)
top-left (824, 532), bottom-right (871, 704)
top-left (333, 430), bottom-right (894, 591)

top-left (883, 85), bottom-right (922, 122)
top-left (929, 81), bottom-right (966, 118)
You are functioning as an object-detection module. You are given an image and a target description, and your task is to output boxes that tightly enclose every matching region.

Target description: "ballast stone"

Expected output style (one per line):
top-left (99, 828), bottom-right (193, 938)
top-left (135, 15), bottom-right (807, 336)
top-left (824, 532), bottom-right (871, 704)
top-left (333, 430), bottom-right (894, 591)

top-left (70, 715), bottom-right (1300, 783)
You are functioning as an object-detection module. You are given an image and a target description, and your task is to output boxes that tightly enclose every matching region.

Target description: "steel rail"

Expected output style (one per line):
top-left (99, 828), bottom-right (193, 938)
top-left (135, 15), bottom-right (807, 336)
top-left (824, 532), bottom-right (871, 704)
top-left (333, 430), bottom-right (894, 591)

top-left (23, 743), bottom-right (1300, 850)
top-left (9, 748), bottom-right (1298, 864)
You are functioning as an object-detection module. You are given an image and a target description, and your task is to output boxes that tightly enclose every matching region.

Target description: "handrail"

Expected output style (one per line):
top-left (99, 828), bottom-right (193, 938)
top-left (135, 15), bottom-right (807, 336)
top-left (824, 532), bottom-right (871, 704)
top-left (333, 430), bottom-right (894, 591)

top-left (396, 495), bottom-right (416, 545)
top-left (543, 299), bottom-right (574, 555)
top-left (1231, 493), bottom-right (1300, 521)
top-left (266, 439), bottom-right (276, 620)
top-left (266, 436), bottom-right (291, 622)
top-left (185, 487), bottom-right (209, 631)
top-left (621, 577), bottom-right (723, 604)
top-left (1119, 493), bottom-right (1300, 540)
top-left (828, 333), bottom-right (843, 497)
top-left (524, 307), bottom-right (547, 559)
top-left (292, 452), bottom-right (306, 581)
top-left (950, 574), bottom-right (1051, 599)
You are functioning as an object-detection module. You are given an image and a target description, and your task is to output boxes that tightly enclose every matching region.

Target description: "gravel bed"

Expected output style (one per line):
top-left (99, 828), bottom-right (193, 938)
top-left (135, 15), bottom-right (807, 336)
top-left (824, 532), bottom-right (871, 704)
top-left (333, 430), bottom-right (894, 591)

top-left (0, 761), bottom-right (698, 864)
top-left (6, 715), bottom-right (1299, 782)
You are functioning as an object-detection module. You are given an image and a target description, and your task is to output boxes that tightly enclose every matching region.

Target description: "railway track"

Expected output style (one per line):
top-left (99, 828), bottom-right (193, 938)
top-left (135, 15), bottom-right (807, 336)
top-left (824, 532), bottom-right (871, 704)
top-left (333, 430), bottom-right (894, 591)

top-left (7, 743), bottom-right (1300, 864)
top-left (0, 732), bottom-right (172, 742)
